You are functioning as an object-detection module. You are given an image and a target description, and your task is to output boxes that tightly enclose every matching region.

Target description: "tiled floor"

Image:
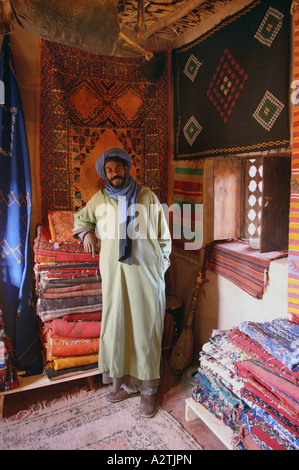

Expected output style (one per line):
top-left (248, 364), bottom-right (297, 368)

top-left (2, 353), bottom-right (227, 450)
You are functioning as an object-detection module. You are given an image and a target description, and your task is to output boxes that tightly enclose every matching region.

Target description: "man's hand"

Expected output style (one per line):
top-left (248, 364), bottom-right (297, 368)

top-left (83, 231), bottom-right (96, 257)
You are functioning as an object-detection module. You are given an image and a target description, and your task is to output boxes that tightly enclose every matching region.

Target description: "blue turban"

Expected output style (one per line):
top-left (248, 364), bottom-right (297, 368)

top-left (95, 148), bottom-right (139, 265)
top-left (95, 148), bottom-right (132, 179)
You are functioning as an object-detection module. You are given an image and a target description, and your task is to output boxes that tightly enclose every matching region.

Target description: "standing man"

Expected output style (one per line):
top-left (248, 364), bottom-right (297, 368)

top-left (73, 148), bottom-right (171, 418)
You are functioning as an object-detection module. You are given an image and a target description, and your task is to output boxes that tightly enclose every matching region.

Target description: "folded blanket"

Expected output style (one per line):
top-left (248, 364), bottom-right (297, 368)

top-left (240, 411), bottom-right (296, 450)
top-left (238, 318), bottom-right (299, 372)
top-left (237, 361), bottom-right (299, 412)
top-left (241, 386), bottom-right (299, 438)
top-left (192, 369), bottom-right (246, 432)
top-left (40, 281), bottom-right (101, 294)
top-left (228, 329), bottom-right (299, 385)
top-left (46, 336), bottom-right (99, 360)
top-left (46, 319), bottom-right (101, 338)
top-left (248, 402), bottom-right (299, 449)
top-left (38, 295), bottom-right (102, 312)
top-left (39, 304), bottom-right (103, 322)
top-left (40, 288), bottom-right (102, 299)
top-left (63, 311), bottom-right (102, 322)
top-left (207, 240), bottom-right (286, 299)
top-left (50, 354), bottom-right (99, 370)
top-left (45, 362), bottom-right (98, 379)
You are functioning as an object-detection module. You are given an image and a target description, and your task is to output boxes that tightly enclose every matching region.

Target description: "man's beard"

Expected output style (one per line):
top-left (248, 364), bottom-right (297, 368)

top-left (110, 176), bottom-right (125, 188)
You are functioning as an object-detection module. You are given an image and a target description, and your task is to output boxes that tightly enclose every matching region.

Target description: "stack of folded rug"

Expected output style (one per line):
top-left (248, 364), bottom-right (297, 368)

top-left (232, 319), bottom-right (299, 450)
top-left (192, 318), bottom-right (299, 450)
top-left (33, 214), bottom-right (102, 380)
top-left (0, 309), bottom-right (19, 391)
top-left (192, 328), bottom-right (250, 434)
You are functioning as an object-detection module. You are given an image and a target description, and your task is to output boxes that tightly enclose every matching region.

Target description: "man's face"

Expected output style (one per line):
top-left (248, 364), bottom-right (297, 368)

top-left (105, 160), bottom-right (128, 188)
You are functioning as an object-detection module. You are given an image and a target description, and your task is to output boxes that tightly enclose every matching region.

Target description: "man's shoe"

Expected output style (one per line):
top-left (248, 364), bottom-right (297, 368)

top-left (139, 395), bottom-right (158, 418)
top-left (106, 388), bottom-right (140, 403)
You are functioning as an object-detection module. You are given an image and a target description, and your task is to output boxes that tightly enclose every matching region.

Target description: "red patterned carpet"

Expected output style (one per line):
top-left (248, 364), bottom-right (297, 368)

top-left (39, 41), bottom-right (170, 224)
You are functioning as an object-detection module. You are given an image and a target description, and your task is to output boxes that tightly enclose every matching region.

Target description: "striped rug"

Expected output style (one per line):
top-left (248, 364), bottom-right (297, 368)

top-left (172, 161), bottom-right (204, 253)
top-left (208, 240), bottom-right (287, 299)
top-left (288, 5), bottom-right (299, 324)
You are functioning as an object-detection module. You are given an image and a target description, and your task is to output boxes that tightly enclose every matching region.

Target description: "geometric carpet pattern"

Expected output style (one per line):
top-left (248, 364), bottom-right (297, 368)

top-left (39, 41), bottom-right (169, 222)
top-left (172, 0), bottom-right (291, 159)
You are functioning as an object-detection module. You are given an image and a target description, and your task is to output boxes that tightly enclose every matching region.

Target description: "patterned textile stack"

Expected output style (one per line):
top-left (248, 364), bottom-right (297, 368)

top-left (0, 309), bottom-right (19, 391)
top-left (192, 329), bottom-right (251, 434)
top-left (192, 318), bottom-right (299, 450)
top-left (232, 319), bottom-right (299, 450)
top-left (33, 216), bottom-right (102, 380)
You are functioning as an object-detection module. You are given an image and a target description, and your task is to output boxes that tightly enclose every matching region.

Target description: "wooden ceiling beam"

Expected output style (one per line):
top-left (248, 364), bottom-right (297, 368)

top-left (145, 0), bottom-right (207, 38)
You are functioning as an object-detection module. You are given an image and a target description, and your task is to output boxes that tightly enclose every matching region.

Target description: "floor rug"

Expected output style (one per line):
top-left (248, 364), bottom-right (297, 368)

top-left (0, 386), bottom-right (203, 450)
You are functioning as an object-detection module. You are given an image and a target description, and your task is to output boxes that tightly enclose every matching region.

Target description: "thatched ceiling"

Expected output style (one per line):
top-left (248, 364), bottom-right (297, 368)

top-left (1, 0), bottom-right (236, 57)
top-left (118, 0), bottom-right (233, 50)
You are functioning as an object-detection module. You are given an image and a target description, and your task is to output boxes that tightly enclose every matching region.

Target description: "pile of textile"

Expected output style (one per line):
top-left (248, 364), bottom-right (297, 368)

top-left (33, 223), bottom-right (102, 380)
top-left (0, 309), bottom-right (19, 391)
top-left (192, 318), bottom-right (299, 450)
top-left (192, 328), bottom-right (251, 434)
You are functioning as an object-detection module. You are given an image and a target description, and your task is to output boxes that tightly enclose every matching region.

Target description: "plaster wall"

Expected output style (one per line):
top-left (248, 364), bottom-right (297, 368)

top-left (196, 257), bottom-right (288, 349)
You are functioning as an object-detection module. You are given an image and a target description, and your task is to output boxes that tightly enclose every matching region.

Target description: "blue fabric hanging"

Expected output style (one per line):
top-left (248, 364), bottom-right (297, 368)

top-left (0, 36), bottom-right (42, 375)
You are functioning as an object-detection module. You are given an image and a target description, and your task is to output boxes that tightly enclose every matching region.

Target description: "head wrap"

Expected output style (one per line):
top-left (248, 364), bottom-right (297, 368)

top-left (95, 148), bottom-right (132, 179)
top-left (95, 148), bottom-right (139, 265)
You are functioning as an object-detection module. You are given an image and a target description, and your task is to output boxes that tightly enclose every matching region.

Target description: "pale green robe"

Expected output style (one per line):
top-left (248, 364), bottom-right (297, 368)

top-left (73, 186), bottom-right (171, 385)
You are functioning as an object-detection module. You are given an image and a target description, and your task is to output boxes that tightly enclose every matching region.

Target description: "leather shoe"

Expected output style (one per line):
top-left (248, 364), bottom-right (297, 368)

top-left (139, 395), bottom-right (157, 418)
top-left (106, 388), bottom-right (140, 403)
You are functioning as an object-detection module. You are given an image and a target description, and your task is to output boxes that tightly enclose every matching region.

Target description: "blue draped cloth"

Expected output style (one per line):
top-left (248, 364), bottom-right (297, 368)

top-left (0, 36), bottom-right (42, 375)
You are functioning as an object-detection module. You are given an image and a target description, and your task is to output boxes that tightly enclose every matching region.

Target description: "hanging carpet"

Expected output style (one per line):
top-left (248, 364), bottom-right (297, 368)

top-left (172, 0), bottom-right (291, 160)
top-left (172, 160), bottom-right (204, 253)
top-left (39, 41), bottom-right (169, 224)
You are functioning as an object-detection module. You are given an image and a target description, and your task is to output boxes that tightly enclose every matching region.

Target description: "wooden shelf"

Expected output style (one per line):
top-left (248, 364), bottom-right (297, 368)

top-left (185, 397), bottom-right (235, 450)
top-left (0, 369), bottom-right (100, 418)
